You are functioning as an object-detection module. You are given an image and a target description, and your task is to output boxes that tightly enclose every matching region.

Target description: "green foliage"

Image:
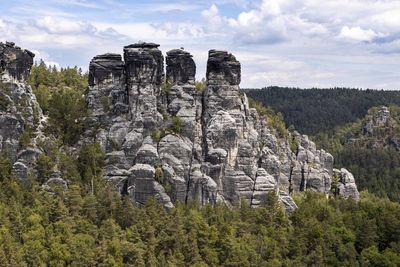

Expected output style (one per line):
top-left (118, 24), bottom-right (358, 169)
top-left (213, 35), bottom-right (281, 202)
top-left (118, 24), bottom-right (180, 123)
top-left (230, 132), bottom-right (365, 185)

top-left (151, 116), bottom-right (183, 142)
top-left (195, 78), bottom-right (206, 92)
top-left (47, 87), bottom-right (87, 144)
top-left (154, 166), bottom-right (163, 184)
top-left (5, 55), bottom-right (397, 266)
top-left (161, 80), bottom-right (172, 95)
top-left (100, 96), bottom-right (110, 112)
top-left (36, 154), bottom-right (55, 184)
top-left (314, 106), bottom-right (400, 202)
top-left (151, 128), bottom-right (166, 143)
top-left (0, 154), bottom-right (12, 182)
top-left (170, 116), bottom-right (183, 135)
top-left (0, 163), bottom-right (400, 266)
top-left (289, 135), bottom-right (299, 153)
top-left (0, 89), bottom-right (10, 110)
top-left (28, 60), bottom-right (87, 93)
top-left (34, 84), bottom-right (51, 112)
top-left (78, 143), bottom-right (105, 185)
top-left (19, 127), bottom-right (33, 148)
top-left (28, 61), bottom-right (88, 145)
top-left (245, 87), bottom-right (400, 135)
top-left (248, 98), bottom-right (288, 138)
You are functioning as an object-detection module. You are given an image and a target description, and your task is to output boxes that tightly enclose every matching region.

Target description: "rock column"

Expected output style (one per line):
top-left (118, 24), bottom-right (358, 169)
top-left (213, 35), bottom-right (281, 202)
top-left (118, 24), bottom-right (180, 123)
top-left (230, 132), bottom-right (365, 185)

top-left (87, 54), bottom-right (127, 126)
top-left (0, 41), bottom-right (34, 81)
top-left (124, 42), bottom-right (163, 131)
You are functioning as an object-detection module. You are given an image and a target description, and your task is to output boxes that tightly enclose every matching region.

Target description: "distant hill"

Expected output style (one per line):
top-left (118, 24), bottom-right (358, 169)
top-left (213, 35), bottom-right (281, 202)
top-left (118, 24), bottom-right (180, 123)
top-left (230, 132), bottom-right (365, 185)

top-left (244, 87), bottom-right (400, 135)
top-left (314, 106), bottom-right (400, 202)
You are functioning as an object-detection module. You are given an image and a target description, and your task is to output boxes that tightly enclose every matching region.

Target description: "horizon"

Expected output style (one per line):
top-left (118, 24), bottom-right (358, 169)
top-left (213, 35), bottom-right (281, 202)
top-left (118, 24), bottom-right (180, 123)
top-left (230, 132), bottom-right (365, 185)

top-left (1, 0), bottom-right (400, 90)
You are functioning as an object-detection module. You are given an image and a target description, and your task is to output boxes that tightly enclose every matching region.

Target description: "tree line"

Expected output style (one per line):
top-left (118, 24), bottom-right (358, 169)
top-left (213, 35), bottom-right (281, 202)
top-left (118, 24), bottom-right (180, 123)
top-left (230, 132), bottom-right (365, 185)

top-left (244, 87), bottom-right (400, 135)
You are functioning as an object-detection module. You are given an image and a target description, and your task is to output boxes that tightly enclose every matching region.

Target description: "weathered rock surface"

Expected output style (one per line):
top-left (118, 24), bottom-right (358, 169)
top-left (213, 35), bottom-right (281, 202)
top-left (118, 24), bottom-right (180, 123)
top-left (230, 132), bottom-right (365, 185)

top-left (334, 168), bottom-right (360, 200)
top-left (0, 41), bottom-right (359, 212)
top-left (363, 106), bottom-right (392, 135)
top-left (0, 41), bottom-right (34, 81)
top-left (84, 42), bottom-right (360, 211)
top-left (0, 42), bottom-right (45, 180)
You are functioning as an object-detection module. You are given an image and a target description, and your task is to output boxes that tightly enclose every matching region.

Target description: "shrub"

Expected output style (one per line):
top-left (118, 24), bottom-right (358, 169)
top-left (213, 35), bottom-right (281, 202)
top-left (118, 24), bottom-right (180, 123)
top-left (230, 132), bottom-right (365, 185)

top-left (19, 127), bottom-right (33, 148)
top-left (78, 143), bottom-right (105, 184)
top-left (36, 154), bottom-right (55, 184)
top-left (195, 78), bottom-right (206, 92)
top-left (154, 167), bottom-right (163, 184)
top-left (161, 80), bottom-right (172, 95)
top-left (0, 93), bottom-right (10, 110)
top-left (100, 96), bottom-right (110, 112)
top-left (248, 98), bottom-right (288, 139)
top-left (33, 84), bottom-right (51, 112)
top-left (151, 128), bottom-right (166, 143)
top-left (170, 116), bottom-right (183, 134)
top-left (0, 154), bottom-right (12, 181)
top-left (48, 87), bottom-right (87, 144)
top-left (289, 136), bottom-right (299, 154)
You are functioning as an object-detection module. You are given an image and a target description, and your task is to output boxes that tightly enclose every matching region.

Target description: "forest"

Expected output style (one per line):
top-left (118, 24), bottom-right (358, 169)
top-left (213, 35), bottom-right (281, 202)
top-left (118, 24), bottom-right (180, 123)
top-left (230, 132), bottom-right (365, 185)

top-left (2, 152), bottom-right (400, 266)
top-left (314, 106), bottom-right (400, 202)
top-left (244, 87), bottom-right (400, 135)
top-left (246, 87), bottom-right (400, 203)
top-left (1, 63), bottom-right (400, 266)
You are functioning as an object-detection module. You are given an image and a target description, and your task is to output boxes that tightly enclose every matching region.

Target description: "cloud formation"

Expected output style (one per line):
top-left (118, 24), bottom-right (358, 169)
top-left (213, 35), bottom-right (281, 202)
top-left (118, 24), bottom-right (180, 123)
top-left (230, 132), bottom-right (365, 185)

top-left (0, 0), bottom-right (399, 89)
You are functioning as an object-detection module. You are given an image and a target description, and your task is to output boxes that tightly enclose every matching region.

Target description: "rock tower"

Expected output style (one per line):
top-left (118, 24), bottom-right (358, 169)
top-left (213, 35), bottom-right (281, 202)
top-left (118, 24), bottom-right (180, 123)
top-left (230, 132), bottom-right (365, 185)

top-left (85, 42), bottom-right (359, 212)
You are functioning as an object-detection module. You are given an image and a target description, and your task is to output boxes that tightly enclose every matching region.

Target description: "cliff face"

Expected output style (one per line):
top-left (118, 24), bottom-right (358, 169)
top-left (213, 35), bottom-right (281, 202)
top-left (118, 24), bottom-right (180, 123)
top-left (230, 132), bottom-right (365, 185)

top-left (0, 42), bottom-right (45, 181)
top-left (85, 42), bottom-right (360, 211)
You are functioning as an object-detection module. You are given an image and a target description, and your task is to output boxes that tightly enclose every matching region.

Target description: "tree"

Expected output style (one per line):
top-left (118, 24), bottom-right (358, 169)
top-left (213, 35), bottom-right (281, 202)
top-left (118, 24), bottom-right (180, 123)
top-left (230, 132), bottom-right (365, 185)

top-left (48, 87), bottom-right (87, 144)
top-left (78, 143), bottom-right (105, 190)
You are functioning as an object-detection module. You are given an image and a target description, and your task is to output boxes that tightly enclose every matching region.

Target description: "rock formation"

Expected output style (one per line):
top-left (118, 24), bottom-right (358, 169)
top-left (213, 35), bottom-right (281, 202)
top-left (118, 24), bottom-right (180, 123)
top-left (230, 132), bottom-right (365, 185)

top-left (0, 41), bottom-right (359, 212)
top-left (363, 106), bottom-right (392, 135)
top-left (85, 42), bottom-right (360, 212)
top-left (0, 42), bottom-right (44, 180)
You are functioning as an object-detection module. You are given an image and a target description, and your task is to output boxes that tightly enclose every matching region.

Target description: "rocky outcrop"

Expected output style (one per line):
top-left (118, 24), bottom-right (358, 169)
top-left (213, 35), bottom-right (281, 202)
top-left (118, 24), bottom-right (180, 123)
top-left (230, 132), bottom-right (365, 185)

top-left (334, 168), bottom-right (360, 200)
top-left (84, 43), bottom-right (360, 211)
top-left (0, 41), bottom-right (360, 212)
top-left (0, 42), bottom-right (34, 81)
top-left (363, 106), bottom-right (392, 135)
top-left (0, 42), bottom-right (44, 180)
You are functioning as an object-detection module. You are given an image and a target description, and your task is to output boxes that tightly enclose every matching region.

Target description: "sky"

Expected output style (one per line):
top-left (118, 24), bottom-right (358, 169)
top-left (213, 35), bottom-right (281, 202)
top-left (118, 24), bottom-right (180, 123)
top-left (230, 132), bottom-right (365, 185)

top-left (1, 0), bottom-right (400, 89)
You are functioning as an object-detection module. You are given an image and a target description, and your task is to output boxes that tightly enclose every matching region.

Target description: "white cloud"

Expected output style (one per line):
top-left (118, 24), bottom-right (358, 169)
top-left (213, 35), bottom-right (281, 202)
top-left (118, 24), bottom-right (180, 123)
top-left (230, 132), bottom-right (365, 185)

top-left (2, 0), bottom-right (400, 89)
top-left (35, 16), bottom-right (95, 34)
top-left (338, 26), bottom-right (384, 42)
top-left (368, 9), bottom-right (400, 32)
top-left (202, 1), bottom-right (289, 44)
top-left (31, 50), bottom-right (61, 68)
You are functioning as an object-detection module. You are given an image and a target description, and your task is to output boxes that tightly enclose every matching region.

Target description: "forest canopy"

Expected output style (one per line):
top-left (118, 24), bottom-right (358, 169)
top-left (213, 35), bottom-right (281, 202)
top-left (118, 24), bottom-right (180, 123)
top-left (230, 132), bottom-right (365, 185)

top-left (244, 87), bottom-right (400, 135)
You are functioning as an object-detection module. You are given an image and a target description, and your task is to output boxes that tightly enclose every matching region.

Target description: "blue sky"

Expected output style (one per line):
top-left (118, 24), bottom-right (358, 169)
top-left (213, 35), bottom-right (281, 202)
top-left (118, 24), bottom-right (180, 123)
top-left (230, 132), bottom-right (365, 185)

top-left (1, 0), bottom-right (400, 89)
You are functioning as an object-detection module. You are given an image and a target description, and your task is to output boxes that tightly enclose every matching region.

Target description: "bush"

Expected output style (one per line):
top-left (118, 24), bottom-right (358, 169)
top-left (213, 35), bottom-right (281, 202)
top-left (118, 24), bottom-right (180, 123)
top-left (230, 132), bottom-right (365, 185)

top-left (170, 116), bottom-right (183, 134)
top-left (33, 84), bottom-right (51, 112)
top-left (36, 154), bottom-right (55, 184)
top-left (248, 98), bottom-right (288, 138)
top-left (161, 80), bottom-right (172, 95)
top-left (100, 96), bottom-right (110, 112)
top-left (0, 92), bottom-right (10, 110)
top-left (0, 154), bottom-right (12, 181)
top-left (195, 78), bottom-right (206, 92)
top-left (154, 167), bottom-right (163, 184)
top-left (151, 128), bottom-right (166, 143)
top-left (19, 127), bottom-right (33, 148)
top-left (289, 136), bottom-right (299, 154)
top-left (78, 143), bottom-right (105, 185)
top-left (48, 87), bottom-right (87, 144)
